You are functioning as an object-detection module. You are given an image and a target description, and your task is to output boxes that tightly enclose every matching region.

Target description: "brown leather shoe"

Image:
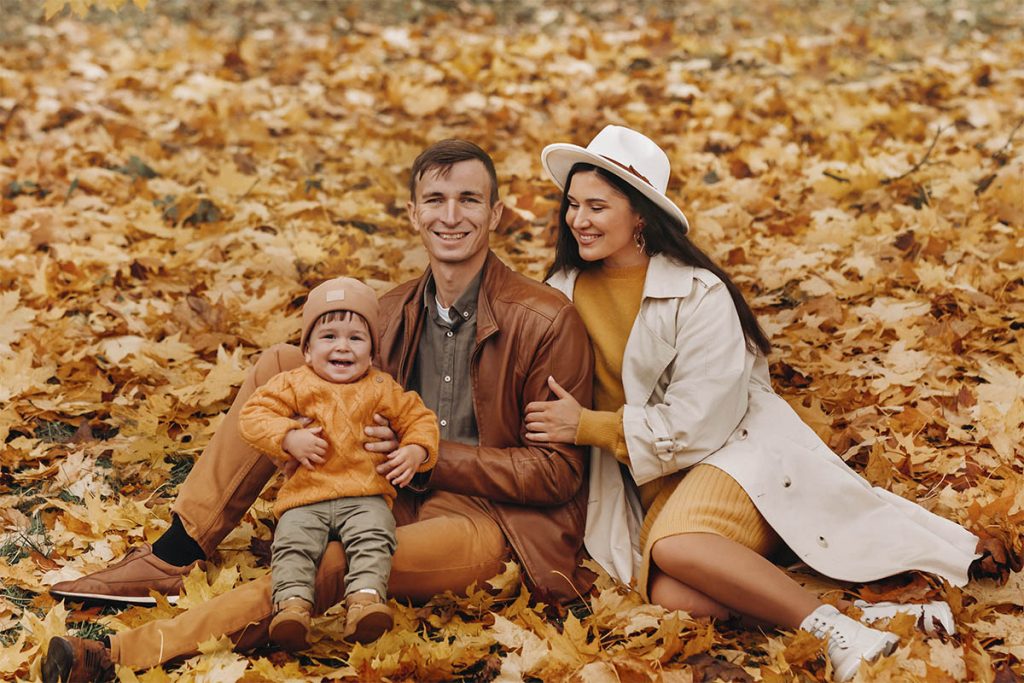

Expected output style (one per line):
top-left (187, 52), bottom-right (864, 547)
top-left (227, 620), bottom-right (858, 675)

top-left (269, 597), bottom-right (313, 652)
top-left (41, 636), bottom-right (115, 683)
top-left (49, 544), bottom-right (204, 605)
top-left (343, 591), bottom-right (393, 644)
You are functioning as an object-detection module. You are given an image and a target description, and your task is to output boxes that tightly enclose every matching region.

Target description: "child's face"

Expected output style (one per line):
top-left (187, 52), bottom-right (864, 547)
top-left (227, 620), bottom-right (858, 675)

top-left (304, 314), bottom-right (372, 384)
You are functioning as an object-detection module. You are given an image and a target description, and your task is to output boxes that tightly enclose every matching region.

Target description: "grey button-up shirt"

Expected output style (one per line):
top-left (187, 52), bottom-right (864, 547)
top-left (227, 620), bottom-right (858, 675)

top-left (408, 271), bottom-right (481, 446)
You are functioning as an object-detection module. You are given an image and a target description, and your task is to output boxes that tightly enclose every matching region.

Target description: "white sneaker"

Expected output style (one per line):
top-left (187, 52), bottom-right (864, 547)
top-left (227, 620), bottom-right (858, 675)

top-left (854, 599), bottom-right (955, 635)
top-left (801, 604), bottom-right (900, 682)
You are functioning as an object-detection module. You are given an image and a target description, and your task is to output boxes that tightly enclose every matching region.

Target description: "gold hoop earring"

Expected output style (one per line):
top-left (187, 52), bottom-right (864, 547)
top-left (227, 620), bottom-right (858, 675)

top-left (634, 227), bottom-right (646, 253)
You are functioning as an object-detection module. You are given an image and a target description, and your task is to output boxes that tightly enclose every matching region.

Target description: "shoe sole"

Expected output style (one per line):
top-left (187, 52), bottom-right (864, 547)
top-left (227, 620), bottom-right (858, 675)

top-left (41, 637), bottom-right (72, 683)
top-left (270, 620), bottom-right (309, 652)
top-left (834, 633), bottom-right (899, 682)
top-left (49, 589), bottom-right (178, 606)
top-left (347, 612), bottom-right (394, 644)
top-left (859, 601), bottom-right (957, 636)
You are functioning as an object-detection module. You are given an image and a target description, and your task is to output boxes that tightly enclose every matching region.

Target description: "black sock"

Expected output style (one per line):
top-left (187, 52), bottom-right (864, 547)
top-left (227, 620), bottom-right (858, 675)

top-left (151, 514), bottom-right (206, 566)
top-left (100, 635), bottom-right (111, 648)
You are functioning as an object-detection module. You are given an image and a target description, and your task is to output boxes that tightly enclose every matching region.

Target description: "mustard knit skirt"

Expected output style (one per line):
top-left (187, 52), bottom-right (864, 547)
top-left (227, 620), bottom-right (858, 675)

top-left (637, 464), bottom-right (782, 601)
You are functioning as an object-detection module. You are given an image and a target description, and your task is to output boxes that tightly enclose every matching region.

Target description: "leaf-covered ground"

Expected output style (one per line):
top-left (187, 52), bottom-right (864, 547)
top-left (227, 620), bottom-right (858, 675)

top-left (1, 1), bottom-right (1022, 680)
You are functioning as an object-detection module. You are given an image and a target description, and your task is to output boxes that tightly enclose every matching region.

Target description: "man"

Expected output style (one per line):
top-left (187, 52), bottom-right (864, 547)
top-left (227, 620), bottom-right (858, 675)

top-left (42, 140), bottom-right (595, 681)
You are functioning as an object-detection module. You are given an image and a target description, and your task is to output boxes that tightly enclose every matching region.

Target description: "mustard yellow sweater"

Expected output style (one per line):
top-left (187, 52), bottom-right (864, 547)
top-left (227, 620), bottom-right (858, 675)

top-left (573, 263), bottom-right (668, 511)
top-left (239, 365), bottom-right (439, 516)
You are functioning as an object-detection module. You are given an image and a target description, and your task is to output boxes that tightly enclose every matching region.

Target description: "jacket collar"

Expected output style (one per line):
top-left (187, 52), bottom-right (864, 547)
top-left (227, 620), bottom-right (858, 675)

top-left (405, 250), bottom-right (504, 343)
top-left (475, 251), bottom-right (504, 343)
top-left (547, 253), bottom-right (694, 301)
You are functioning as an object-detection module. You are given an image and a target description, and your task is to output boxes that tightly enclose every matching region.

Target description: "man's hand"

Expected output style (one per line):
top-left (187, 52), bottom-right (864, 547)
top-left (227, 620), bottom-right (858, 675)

top-left (377, 444), bottom-right (427, 488)
top-left (364, 413), bottom-right (399, 453)
top-left (282, 426), bottom-right (328, 471)
top-left (524, 376), bottom-right (582, 444)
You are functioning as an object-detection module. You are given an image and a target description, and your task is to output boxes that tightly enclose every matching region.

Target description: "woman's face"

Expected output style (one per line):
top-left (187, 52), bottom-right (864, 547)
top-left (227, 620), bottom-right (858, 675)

top-left (565, 171), bottom-right (648, 269)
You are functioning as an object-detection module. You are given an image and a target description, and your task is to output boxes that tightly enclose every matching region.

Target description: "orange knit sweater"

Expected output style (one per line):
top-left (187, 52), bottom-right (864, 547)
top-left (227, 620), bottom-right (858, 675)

top-left (239, 365), bottom-right (439, 516)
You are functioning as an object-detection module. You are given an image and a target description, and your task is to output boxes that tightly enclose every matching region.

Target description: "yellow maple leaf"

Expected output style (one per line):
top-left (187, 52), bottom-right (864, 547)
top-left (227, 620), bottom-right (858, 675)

top-left (0, 291), bottom-right (36, 357)
top-left (0, 633), bottom-right (32, 679)
top-left (170, 345), bottom-right (246, 409)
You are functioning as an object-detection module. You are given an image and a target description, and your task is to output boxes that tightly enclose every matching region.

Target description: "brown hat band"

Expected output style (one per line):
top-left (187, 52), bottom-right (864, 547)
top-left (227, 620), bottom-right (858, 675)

top-left (600, 155), bottom-right (654, 187)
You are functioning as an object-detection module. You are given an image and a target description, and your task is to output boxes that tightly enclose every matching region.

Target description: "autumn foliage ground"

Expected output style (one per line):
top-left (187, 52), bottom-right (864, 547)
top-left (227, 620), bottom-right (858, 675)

top-left (1, 0), bottom-right (1023, 681)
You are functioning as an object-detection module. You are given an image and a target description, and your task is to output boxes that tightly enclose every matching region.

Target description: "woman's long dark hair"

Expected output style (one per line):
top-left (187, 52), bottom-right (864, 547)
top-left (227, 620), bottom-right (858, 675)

top-left (546, 163), bottom-right (771, 356)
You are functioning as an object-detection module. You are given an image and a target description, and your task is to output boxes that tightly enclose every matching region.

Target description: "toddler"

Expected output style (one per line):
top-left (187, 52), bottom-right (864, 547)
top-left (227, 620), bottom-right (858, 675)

top-left (239, 277), bottom-right (438, 648)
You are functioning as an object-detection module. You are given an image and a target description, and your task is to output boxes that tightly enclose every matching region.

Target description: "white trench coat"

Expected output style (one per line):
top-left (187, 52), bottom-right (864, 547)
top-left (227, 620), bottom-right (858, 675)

top-left (547, 255), bottom-right (979, 588)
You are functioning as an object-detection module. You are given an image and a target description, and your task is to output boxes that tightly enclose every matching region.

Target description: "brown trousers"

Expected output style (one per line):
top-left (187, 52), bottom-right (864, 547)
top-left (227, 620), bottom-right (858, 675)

top-left (110, 344), bottom-right (509, 671)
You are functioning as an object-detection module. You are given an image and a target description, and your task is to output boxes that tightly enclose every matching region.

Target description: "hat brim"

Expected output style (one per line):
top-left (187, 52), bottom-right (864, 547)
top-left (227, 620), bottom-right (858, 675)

top-left (541, 143), bottom-right (690, 234)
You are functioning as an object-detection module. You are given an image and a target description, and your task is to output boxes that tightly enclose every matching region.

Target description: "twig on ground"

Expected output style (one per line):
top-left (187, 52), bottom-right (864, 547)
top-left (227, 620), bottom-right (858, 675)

top-left (823, 171), bottom-right (850, 183)
top-left (882, 125), bottom-right (946, 184)
top-left (0, 102), bottom-right (20, 134)
top-left (993, 117), bottom-right (1023, 160)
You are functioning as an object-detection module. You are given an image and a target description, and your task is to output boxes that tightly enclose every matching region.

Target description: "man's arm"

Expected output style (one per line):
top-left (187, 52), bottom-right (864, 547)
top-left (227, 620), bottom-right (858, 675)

top-left (427, 303), bottom-right (594, 506)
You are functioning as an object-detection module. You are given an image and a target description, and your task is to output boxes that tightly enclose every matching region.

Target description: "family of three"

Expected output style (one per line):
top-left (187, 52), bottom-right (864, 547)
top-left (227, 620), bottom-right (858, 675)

top-left (42, 126), bottom-right (981, 683)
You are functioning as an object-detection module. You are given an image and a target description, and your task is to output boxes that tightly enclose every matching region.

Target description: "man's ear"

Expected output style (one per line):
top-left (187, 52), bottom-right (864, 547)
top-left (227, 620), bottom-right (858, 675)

top-left (406, 199), bottom-right (417, 227)
top-left (488, 200), bottom-right (504, 233)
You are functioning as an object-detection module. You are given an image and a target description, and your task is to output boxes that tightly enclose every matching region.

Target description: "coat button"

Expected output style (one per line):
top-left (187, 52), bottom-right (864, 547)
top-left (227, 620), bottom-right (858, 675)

top-left (783, 477), bottom-right (792, 488)
top-left (817, 536), bottom-right (828, 548)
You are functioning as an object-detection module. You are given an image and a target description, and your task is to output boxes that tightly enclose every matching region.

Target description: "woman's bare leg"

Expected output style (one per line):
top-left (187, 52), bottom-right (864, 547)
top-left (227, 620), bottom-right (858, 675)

top-left (650, 532), bottom-right (822, 629)
top-left (648, 569), bottom-right (731, 619)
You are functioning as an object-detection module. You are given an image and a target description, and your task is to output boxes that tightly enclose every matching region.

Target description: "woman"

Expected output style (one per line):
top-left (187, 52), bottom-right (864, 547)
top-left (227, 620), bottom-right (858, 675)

top-left (524, 125), bottom-right (980, 682)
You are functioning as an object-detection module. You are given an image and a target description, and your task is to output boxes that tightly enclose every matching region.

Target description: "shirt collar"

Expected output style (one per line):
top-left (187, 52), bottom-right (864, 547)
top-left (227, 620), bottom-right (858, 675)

top-left (422, 268), bottom-right (483, 323)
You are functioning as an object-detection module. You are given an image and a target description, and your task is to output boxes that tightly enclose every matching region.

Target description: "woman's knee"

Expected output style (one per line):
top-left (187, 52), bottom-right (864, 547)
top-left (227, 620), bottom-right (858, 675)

top-left (650, 533), bottom-right (704, 574)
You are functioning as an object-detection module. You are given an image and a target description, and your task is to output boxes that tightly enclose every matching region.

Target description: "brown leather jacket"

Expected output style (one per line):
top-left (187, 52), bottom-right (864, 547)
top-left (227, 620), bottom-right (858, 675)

top-left (377, 251), bottom-right (596, 603)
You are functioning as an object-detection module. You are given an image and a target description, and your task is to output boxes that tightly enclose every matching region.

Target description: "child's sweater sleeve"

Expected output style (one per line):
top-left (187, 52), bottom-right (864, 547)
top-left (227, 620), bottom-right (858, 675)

top-left (378, 374), bottom-right (440, 473)
top-left (238, 372), bottom-right (306, 465)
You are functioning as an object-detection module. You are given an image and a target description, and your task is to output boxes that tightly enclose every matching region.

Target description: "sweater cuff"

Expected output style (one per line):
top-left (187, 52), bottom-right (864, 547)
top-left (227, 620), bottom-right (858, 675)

top-left (407, 441), bottom-right (438, 473)
top-left (576, 409), bottom-right (628, 463)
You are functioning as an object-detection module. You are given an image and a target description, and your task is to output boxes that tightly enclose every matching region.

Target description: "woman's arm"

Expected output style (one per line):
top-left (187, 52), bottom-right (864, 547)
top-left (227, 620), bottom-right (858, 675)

top-left (622, 279), bottom-right (753, 485)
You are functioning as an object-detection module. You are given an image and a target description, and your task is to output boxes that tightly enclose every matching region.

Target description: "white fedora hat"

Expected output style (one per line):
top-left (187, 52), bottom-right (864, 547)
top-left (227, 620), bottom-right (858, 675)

top-left (541, 125), bottom-right (690, 233)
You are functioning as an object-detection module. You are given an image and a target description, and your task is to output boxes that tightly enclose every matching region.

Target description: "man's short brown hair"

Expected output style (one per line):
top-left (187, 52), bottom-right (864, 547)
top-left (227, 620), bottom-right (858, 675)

top-left (408, 139), bottom-right (499, 205)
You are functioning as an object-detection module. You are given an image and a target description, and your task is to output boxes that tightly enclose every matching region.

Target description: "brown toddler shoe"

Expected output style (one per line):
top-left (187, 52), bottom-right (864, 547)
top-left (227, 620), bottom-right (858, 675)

top-left (343, 591), bottom-right (393, 644)
top-left (41, 636), bottom-right (115, 683)
top-left (269, 597), bottom-right (313, 651)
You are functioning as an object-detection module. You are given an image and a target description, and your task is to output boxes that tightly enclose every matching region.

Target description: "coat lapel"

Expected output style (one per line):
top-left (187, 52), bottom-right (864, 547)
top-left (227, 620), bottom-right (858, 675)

top-left (624, 256), bottom-right (695, 405)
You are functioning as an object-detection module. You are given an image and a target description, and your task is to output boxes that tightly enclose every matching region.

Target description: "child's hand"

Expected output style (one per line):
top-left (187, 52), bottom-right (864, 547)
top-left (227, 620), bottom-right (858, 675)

top-left (380, 444), bottom-right (427, 488)
top-left (282, 426), bottom-right (328, 470)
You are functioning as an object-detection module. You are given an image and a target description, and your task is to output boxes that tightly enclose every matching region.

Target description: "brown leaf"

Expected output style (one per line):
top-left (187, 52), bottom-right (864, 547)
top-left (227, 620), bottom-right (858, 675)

top-left (685, 653), bottom-right (753, 683)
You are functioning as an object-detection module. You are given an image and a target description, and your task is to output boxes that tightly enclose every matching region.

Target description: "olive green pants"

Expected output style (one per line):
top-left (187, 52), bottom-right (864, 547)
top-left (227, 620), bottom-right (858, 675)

top-left (273, 495), bottom-right (396, 604)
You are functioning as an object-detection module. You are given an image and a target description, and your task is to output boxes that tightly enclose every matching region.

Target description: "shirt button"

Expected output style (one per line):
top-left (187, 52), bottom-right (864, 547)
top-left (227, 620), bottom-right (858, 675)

top-left (444, 375), bottom-right (451, 382)
top-left (446, 331), bottom-right (454, 337)
top-left (462, 311), bottom-right (469, 318)
top-left (440, 419), bottom-right (448, 427)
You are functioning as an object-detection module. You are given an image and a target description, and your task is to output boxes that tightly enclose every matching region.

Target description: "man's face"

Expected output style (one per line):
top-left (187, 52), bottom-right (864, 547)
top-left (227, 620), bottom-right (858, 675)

top-left (408, 159), bottom-right (503, 270)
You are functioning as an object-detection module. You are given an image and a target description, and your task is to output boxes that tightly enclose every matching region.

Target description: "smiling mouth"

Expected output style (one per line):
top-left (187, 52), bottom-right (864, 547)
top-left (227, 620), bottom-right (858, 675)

top-left (576, 232), bottom-right (601, 244)
top-left (433, 231), bottom-right (470, 241)
top-left (329, 360), bottom-right (353, 367)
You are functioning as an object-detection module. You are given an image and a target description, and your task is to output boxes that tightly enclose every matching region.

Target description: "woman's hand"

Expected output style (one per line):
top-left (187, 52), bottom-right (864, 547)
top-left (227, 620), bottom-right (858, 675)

top-left (524, 376), bottom-right (582, 444)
